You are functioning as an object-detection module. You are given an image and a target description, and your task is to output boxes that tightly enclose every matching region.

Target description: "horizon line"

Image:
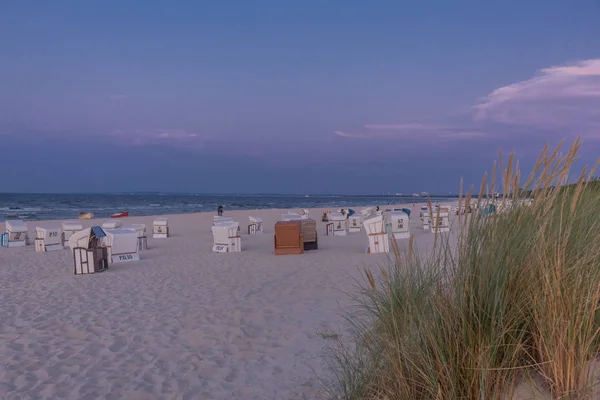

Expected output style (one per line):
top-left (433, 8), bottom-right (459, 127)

top-left (0, 191), bottom-right (461, 198)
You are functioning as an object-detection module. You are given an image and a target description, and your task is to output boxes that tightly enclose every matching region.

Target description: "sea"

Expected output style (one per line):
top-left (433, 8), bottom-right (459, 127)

top-left (0, 193), bottom-right (457, 222)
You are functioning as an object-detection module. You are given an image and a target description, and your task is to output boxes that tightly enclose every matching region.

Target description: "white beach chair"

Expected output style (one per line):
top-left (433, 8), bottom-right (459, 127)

top-left (301, 209), bottom-right (310, 219)
top-left (327, 212), bottom-right (347, 236)
top-left (35, 226), bottom-right (63, 252)
top-left (153, 218), bottom-right (169, 238)
top-left (102, 220), bottom-right (122, 230)
top-left (281, 212), bottom-right (302, 221)
top-left (69, 227), bottom-right (109, 275)
top-left (214, 216), bottom-right (233, 225)
top-left (348, 214), bottom-right (364, 233)
top-left (385, 211), bottom-right (410, 239)
top-left (431, 209), bottom-right (450, 233)
top-left (1, 220), bottom-right (28, 247)
top-left (421, 211), bottom-right (431, 230)
top-left (62, 221), bottom-right (83, 246)
top-left (363, 215), bottom-right (389, 254)
top-left (214, 216), bottom-right (240, 233)
top-left (360, 207), bottom-right (374, 216)
top-left (212, 222), bottom-right (241, 252)
top-left (248, 216), bottom-right (264, 234)
top-left (104, 228), bottom-right (140, 264)
top-left (124, 224), bottom-right (147, 250)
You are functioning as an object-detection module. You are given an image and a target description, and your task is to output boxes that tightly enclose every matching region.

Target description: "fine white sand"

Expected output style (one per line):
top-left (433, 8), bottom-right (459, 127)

top-left (0, 205), bottom-right (454, 400)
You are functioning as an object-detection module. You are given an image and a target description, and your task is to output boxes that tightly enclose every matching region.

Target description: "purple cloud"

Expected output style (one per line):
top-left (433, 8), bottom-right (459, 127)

top-left (474, 58), bottom-right (600, 131)
top-left (109, 128), bottom-right (214, 147)
top-left (109, 94), bottom-right (128, 100)
top-left (336, 58), bottom-right (600, 144)
top-left (334, 124), bottom-right (487, 140)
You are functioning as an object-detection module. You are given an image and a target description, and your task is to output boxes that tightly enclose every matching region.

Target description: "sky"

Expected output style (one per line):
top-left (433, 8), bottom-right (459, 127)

top-left (1, 1), bottom-right (599, 194)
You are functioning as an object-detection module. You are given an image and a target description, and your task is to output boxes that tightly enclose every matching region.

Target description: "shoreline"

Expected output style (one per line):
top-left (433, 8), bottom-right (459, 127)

top-left (0, 192), bottom-right (454, 222)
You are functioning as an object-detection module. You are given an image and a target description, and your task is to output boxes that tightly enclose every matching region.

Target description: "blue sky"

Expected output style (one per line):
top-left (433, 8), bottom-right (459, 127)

top-left (1, 1), bottom-right (599, 194)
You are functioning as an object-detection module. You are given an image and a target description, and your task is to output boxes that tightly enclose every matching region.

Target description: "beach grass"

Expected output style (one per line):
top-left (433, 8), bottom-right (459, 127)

top-left (326, 138), bottom-right (600, 399)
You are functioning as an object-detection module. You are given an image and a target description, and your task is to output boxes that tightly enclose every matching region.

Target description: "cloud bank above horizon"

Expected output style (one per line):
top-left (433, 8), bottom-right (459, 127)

top-left (334, 58), bottom-right (600, 143)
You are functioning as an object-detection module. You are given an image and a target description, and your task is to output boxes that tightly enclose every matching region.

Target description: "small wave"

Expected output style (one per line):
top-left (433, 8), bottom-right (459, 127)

top-left (1, 207), bottom-right (42, 212)
top-left (149, 203), bottom-right (161, 207)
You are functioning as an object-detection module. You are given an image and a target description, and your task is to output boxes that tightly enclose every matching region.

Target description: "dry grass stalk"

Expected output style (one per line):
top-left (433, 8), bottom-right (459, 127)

top-left (327, 138), bottom-right (600, 400)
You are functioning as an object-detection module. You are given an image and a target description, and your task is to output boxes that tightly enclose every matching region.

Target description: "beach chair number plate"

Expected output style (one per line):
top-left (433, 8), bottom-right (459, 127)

top-left (213, 244), bottom-right (228, 252)
top-left (113, 254), bottom-right (139, 263)
top-left (13, 233), bottom-right (22, 240)
top-left (49, 232), bottom-right (58, 238)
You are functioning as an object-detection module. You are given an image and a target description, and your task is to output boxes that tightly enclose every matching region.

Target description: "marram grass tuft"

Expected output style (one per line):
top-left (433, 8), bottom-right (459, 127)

top-left (326, 138), bottom-right (600, 399)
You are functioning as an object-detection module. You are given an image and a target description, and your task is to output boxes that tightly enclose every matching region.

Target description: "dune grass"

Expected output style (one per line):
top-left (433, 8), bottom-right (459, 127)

top-left (326, 138), bottom-right (600, 399)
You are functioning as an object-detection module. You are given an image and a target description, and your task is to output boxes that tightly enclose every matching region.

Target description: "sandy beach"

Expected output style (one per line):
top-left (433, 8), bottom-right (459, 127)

top-left (0, 205), bottom-right (453, 400)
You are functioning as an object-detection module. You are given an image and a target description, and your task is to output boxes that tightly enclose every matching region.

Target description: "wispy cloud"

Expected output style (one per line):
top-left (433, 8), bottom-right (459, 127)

top-left (109, 94), bottom-right (128, 100)
top-left (363, 123), bottom-right (445, 131)
top-left (109, 128), bottom-right (213, 147)
top-left (474, 58), bottom-right (600, 129)
top-left (334, 124), bottom-right (487, 140)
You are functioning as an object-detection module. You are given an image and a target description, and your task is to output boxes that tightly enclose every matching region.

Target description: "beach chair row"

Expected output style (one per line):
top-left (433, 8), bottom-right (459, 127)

top-left (1, 205), bottom-right (454, 275)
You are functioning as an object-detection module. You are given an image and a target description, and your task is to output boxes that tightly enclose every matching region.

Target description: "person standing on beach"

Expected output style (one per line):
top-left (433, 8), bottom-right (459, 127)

top-left (217, 205), bottom-right (223, 216)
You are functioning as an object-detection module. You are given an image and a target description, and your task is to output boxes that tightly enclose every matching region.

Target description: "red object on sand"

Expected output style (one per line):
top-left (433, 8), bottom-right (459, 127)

top-left (111, 211), bottom-right (129, 218)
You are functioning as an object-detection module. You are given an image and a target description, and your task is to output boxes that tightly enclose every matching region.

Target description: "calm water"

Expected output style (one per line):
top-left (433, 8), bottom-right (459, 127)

top-left (0, 193), bottom-right (455, 222)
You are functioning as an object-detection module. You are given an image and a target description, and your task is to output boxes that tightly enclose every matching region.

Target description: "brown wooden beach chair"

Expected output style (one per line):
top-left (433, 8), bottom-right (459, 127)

top-left (299, 218), bottom-right (318, 251)
top-left (274, 221), bottom-right (304, 255)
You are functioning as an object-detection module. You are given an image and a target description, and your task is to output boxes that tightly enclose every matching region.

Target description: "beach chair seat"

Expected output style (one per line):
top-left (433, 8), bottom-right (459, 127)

top-left (327, 212), bottom-right (347, 236)
top-left (348, 214), bottom-right (364, 233)
top-left (104, 228), bottom-right (140, 263)
top-left (1, 220), bottom-right (28, 247)
top-left (62, 221), bottom-right (83, 246)
top-left (385, 211), bottom-right (410, 239)
top-left (248, 216), bottom-right (264, 234)
top-left (274, 221), bottom-right (303, 255)
top-left (431, 208), bottom-right (450, 233)
top-left (153, 218), bottom-right (169, 238)
top-left (69, 227), bottom-right (109, 275)
top-left (124, 224), bottom-right (147, 250)
top-left (363, 215), bottom-right (389, 254)
top-left (421, 211), bottom-right (430, 230)
top-left (35, 226), bottom-right (63, 252)
top-left (212, 222), bottom-right (241, 252)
